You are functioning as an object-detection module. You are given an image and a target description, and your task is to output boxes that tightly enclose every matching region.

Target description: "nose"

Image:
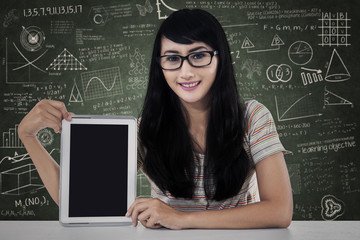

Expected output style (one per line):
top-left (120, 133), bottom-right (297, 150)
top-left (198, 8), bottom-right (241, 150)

top-left (179, 59), bottom-right (195, 80)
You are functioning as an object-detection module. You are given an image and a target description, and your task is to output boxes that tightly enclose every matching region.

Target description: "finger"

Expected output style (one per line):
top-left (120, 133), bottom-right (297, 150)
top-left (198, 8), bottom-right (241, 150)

top-left (140, 219), bottom-right (161, 229)
top-left (126, 198), bottom-right (148, 217)
top-left (137, 209), bottom-right (151, 223)
top-left (43, 113), bottom-right (62, 133)
top-left (36, 104), bottom-right (63, 130)
top-left (45, 100), bottom-right (72, 121)
top-left (45, 104), bottom-right (65, 122)
top-left (147, 220), bottom-right (162, 229)
top-left (149, 223), bottom-right (162, 229)
top-left (36, 99), bottom-right (71, 122)
top-left (45, 106), bottom-right (75, 130)
top-left (29, 107), bottom-right (60, 134)
top-left (131, 204), bottom-right (146, 227)
top-left (145, 215), bottom-right (162, 229)
top-left (139, 219), bottom-right (148, 228)
top-left (130, 201), bottom-right (151, 227)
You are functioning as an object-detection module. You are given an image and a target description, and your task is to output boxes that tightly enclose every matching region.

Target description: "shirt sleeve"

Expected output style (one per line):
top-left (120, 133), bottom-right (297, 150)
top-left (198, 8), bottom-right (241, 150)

top-left (245, 100), bottom-right (286, 165)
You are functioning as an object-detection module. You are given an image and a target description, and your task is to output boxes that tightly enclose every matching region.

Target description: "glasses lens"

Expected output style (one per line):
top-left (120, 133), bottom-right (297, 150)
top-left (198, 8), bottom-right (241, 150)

top-left (189, 52), bottom-right (212, 67)
top-left (159, 51), bottom-right (215, 70)
top-left (160, 55), bottom-right (181, 70)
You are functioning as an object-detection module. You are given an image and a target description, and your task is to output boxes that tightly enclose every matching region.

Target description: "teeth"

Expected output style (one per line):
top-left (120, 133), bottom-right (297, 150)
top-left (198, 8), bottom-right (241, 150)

top-left (181, 82), bottom-right (200, 88)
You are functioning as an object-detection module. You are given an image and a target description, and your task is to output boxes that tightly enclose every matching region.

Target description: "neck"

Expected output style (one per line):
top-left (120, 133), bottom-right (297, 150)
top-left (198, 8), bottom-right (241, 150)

top-left (181, 100), bottom-right (210, 154)
top-left (181, 98), bottom-right (210, 124)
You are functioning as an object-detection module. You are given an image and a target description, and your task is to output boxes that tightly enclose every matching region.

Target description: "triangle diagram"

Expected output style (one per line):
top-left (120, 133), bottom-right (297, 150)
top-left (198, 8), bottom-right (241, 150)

top-left (241, 36), bottom-right (255, 49)
top-left (325, 49), bottom-right (350, 82)
top-left (46, 48), bottom-right (87, 71)
top-left (271, 34), bottom-right (285, 46)
top-left (324, 87), bottom-right (352, 106)
top-left (69, 80), bottom-right (83, 103)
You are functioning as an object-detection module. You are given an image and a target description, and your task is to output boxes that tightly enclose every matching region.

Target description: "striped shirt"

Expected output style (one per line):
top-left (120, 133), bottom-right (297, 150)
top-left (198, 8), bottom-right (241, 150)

top-left (139, 100), bottom-right (285, 211)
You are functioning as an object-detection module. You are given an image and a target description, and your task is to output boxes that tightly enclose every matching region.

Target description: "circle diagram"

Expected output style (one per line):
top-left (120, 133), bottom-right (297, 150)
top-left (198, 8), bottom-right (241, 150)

top-left (288, 41), bottom-right (313, 65)
top-left (20, 26), bottom-right (45, 52)
top-left (266, 64), bottom-right (293, 83)
top-left (37, 129), bottom-right (54, 147)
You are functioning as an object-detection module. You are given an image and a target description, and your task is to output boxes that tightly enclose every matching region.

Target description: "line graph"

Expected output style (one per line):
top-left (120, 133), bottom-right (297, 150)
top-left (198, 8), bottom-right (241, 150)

top-left (12, 42), bottom-right (47, 73)
top-left (156, 0), bottom-right (178, 19)
top-left (0, 152), bottom-right (30, 166)
top-left (275, 94), bottom-right (322, 122)
top-left (85, 75), bottom-right (116, 93)
top-left (5, 37), bottom-right (49, 84)
top-left (81, 67), bottom-right (123, 101)
top-left (0, 149), bottom-right (56, 195)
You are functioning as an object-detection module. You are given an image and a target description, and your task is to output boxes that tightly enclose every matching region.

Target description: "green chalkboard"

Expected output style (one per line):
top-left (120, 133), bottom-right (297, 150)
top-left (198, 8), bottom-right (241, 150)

top-left (0, 0), bottom-right (359, 221)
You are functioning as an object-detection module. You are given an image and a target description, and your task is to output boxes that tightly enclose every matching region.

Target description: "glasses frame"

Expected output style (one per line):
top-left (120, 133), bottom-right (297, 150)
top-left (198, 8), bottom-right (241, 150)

top-left (157, 50), bottom-right (218, 70)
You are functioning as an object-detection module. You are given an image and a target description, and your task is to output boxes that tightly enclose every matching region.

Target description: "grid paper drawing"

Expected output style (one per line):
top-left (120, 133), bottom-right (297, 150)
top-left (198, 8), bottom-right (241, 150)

top-left (137, 171), bottom-right (151, 198)
top-left (319, 12), bottom-right (351, 47)
top-left (46, 48), bottom-right (87, 71)
top-left (81, 67), bottom-right (123, 101)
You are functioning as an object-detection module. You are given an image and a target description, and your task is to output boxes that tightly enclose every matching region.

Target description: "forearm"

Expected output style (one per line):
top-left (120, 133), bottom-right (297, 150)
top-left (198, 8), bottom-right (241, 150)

top-left (183, 200), bottom-right (293, 229)
top-left (20, 136), bottom-right (60, 205)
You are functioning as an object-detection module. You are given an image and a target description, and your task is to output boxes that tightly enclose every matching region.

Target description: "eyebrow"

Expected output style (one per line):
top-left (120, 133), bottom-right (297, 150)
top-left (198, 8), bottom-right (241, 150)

top-left (163, 46), bottom-right (208, 55)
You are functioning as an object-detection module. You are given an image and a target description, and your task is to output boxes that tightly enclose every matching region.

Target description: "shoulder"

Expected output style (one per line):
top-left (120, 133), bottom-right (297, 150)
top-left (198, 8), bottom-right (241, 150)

top-left (244, 99), bottom-right (264, 117)
top-left (243, 100), bottom-right (273, 133)
top-left (243, 100), bottom-right (285, 164)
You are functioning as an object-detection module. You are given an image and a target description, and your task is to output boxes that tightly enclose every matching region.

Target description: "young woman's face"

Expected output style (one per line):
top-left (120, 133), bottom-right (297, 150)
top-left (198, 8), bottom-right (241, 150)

top-left (160, 37), bottom-right (218, 109)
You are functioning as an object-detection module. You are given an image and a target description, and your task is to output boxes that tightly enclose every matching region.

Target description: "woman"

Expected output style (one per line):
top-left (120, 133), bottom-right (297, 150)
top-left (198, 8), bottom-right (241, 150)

top-left (18, 9), bottom-right (292, 229)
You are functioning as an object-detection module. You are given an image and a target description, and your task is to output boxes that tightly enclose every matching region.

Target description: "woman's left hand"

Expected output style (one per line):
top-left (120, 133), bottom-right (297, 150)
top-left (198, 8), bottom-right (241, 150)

top-left (126, 198), bottom-right (187, 229)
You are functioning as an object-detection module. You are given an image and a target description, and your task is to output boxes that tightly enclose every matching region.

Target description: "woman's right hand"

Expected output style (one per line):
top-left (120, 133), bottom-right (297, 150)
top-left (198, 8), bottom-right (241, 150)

top-left (17, 99), bottom-right (72, 205)
top-left (18, 99), bottom-right (73, 140)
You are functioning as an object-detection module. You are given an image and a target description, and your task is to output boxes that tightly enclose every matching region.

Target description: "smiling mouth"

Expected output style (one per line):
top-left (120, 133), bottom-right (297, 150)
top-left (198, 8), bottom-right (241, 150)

top-left (179, 81), bottom-right (201, 88)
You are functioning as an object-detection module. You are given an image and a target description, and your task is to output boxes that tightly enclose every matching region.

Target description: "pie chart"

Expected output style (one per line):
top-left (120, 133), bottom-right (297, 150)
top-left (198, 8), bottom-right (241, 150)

top-left (288, 41), bottom-right (313, 65)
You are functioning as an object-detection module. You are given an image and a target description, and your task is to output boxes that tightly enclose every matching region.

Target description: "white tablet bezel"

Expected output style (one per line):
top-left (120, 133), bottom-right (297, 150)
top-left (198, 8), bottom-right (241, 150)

top-left (59, 115), bottom-right (137, 226)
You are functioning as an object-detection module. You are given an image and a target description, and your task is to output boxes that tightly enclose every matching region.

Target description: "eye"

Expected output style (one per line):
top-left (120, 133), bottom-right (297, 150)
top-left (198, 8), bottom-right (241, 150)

top-left (165, 55), bottom-right (180, 62)
top-left (191, 52), bottom-right (206, 60)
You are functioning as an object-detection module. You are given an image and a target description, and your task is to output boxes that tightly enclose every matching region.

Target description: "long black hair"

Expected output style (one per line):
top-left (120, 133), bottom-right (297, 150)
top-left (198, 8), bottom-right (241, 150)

top-left (139, 9), bottom-right (250, 201)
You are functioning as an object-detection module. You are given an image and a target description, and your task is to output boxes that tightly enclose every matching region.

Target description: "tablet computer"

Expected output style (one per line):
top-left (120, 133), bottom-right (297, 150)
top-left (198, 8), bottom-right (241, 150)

top-left (59, 115), bottom-right (137, 226)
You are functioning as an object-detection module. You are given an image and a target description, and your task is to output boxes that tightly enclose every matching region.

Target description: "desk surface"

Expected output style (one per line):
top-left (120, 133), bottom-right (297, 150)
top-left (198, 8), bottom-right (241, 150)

top-left (0, 221), bottom-right (359, 240)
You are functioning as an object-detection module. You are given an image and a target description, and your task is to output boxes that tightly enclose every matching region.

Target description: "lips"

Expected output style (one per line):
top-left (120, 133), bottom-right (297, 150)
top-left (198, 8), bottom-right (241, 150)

top-left (179, 81), bottom-right (201, 90)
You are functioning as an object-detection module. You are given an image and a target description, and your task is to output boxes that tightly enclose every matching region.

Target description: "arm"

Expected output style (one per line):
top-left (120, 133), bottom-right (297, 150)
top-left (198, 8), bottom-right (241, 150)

top-left (18, 100), bottom-right (73, 206)
top-left (126, 152), bottom-right (293, 229)
top-left (183, 152), bottom-right (293, 229)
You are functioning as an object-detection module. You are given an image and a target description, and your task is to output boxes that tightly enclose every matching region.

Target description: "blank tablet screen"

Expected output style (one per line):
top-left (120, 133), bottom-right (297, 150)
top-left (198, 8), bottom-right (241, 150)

top-left (68, 124), bottom-right (128, 217)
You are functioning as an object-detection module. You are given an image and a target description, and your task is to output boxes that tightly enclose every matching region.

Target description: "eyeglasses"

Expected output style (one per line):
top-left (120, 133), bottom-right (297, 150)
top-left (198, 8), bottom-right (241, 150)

top-left (157, 50), bottom-right (218, 70)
